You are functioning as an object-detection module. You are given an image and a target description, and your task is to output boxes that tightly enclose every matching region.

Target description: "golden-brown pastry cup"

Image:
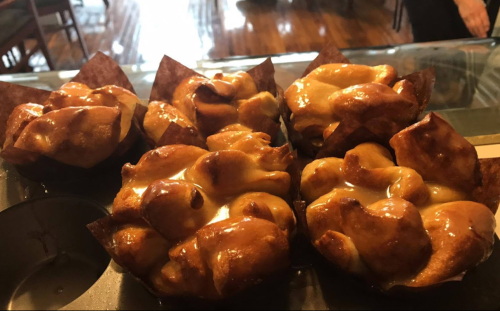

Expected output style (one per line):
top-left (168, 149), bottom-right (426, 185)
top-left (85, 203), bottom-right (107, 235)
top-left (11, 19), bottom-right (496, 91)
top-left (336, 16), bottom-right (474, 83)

top-left (145, 56), bottom-right (283, 149)
top-left (0, 52), bottom-right (145, 182)
top-left (280, 44), bottom-right (436, 159)
top-left (285, 44), bottom-right (500, 293)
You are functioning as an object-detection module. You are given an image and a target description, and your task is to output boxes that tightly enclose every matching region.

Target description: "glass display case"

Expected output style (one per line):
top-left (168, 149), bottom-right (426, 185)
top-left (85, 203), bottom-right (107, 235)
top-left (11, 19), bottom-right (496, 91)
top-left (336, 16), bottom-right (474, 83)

top-left (2, 38), bottom-right (500, 208)
top-left (2, 38), bottom-right (500, 143)
top-left (1, 38), bottom-right (500, 310)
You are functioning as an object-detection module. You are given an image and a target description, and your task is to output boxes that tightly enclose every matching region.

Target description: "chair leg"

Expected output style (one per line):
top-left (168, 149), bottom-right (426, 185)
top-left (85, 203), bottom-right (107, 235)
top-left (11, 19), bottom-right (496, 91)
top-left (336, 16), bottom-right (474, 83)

top-left (18, 42), bottom-right (33, 72)
top-left (60, 11), bottom-right (73, 42)
top-left (393, 0), bottom-right (400, 30)
top-left (67, 0), bottom-right (90, 60)
top-left (18, 42), bottom-right (26, 58)
top-left (0, 58), bottom-right (8, 74)
top-left (36, 31), bottom-right (56, 70)
top-left (27, 0), bottom-right (55, 70)
top-left (6, 50), bottom-right (15, 68)
top-left (396, 1), bottom-right (404, 32)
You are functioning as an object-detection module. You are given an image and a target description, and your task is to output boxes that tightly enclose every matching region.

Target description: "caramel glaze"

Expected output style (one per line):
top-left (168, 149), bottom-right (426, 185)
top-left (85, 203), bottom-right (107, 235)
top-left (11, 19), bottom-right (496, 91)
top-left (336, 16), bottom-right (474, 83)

top-left (302, 142), bottom-right (496, 289)
top-left (111, 131), bottom-right (296, 299)
top-left (284, 64), bottom-right (421, 142)
top-left (15, 106), bottom-right (122, 168)
top-left (3, 103), bottom-right (43, 149)
top-left (143, 72), bottom-right (280, 145)
top-left (3, 82), bottom-right (141, 168)
top-left (43, 82), bottom-right (140, 142)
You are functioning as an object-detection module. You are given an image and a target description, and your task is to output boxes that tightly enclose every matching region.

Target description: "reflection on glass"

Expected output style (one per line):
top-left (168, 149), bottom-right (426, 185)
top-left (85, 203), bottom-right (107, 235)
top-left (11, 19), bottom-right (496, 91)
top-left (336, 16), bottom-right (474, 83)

top-left (1, 38), bottom-right (500, 140)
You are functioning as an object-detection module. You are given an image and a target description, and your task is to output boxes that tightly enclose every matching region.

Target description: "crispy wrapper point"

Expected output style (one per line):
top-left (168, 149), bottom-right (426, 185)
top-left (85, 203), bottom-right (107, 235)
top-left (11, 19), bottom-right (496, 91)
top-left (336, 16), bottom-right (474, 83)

top-left (316, 118), bottom-right (403, 159)
top-left (302, 43), bottom-right (351, 77)
top-left (150, 55), bottom-right (203, 103)
top-left (87, 217), bottom-right (166, 298)
top-left (474, 158), bottom-right (500, 214)
top-left (87, 216), bottom-right (123, 266)
top-left (246, 57), bottom-right (277, 95)
top-left (0, 82), bottom-right (51, 146)
top-left (396, 67), bottom-right (436, 114)
top-left (157, 123), bottom-right (208, 150)
top-left (391, 112), bottom-right (481, 193)
top-left (71, 52), bottom-right (136, 93)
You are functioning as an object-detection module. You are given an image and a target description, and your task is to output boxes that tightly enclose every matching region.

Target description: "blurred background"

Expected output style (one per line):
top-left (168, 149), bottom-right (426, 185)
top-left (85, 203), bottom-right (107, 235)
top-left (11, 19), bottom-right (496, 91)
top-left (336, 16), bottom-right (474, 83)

top-left (1, 0), bottom-right (500, 121)
top-left (0, 0), bottom-right (419, 72)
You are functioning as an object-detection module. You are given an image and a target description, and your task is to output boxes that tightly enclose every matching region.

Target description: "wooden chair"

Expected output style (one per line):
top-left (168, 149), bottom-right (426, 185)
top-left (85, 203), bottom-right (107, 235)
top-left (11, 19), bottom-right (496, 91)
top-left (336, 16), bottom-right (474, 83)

top-left (74, 0), bottom-right (109, 9)
top-left (393, 0), bottom-right (404, 32)
top-left (0, 0), bottom-right (55, 73)
top-left (35, 0), bottom-right (89, 61)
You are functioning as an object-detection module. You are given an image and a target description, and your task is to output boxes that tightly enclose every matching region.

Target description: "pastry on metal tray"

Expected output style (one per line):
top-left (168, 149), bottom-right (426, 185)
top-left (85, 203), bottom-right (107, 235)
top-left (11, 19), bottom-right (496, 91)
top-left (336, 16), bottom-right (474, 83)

top-left (0, 52), bottom-right (144, 181)
top-left (142, 56), bottom-right (282, 149)
top-left (301, 112), bottom-right (498, 290)
top-left (281, 44), bottom-right (435, 158)
top-left (89, 131), bottom-right (296, 299)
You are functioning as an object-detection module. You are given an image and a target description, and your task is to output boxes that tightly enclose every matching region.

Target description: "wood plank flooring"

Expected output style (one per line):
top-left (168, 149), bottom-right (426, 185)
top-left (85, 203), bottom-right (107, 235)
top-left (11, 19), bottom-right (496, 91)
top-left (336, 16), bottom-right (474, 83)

top-left (26, 0), bottom-right (413, 72)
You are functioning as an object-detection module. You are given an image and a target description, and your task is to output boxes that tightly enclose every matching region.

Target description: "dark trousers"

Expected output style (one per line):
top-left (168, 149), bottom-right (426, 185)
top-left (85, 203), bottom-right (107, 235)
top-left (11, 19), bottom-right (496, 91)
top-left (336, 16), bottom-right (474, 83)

top-left (403, 0), bottom-right (500, 42)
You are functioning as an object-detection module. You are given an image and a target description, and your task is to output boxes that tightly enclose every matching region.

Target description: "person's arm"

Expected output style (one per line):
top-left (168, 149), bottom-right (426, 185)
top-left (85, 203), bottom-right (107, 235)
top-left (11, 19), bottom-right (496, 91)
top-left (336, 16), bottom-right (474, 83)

top-left (454, 0), bottom-right (491, 38)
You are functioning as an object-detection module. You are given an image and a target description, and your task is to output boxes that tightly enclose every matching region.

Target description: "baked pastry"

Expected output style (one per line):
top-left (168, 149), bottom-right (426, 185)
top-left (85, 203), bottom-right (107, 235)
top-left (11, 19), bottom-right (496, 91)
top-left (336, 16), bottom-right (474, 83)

top-left (143, 56), bottom-right (282, 148)
top-left (89, 131), bottom-right (296, 299)
top-left (0, 52), bottom-right (144, 181)
top-left (302, 113), bottom-right (497, 289)
top-left (282, 45), bottom-right (435, 158)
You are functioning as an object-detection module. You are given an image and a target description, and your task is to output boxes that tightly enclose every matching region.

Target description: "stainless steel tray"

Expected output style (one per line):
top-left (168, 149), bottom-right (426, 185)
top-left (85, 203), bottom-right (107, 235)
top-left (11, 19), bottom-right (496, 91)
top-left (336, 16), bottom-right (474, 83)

top-left (1, 156), bottom-right (500, 310)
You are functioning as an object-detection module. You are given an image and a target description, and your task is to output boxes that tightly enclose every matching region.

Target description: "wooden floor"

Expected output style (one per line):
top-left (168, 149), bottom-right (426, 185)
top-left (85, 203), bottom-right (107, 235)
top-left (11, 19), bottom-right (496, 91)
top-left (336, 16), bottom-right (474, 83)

top-left (27, 0), bottom-right (413, 72)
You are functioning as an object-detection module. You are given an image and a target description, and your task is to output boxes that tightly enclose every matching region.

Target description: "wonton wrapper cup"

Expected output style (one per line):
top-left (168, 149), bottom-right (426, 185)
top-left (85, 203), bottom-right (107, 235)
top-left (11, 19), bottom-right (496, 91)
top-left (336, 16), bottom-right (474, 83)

top-left (147, 56), bottom-right (282, 149)
top-left (297, 112), bottom-right (500, 293)
top-left (0, 52), bottom-right (146, 182)
top-left (280, 44), bottom-right (436, 159)
top-left (88, 139), bottom-right (297, 300)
